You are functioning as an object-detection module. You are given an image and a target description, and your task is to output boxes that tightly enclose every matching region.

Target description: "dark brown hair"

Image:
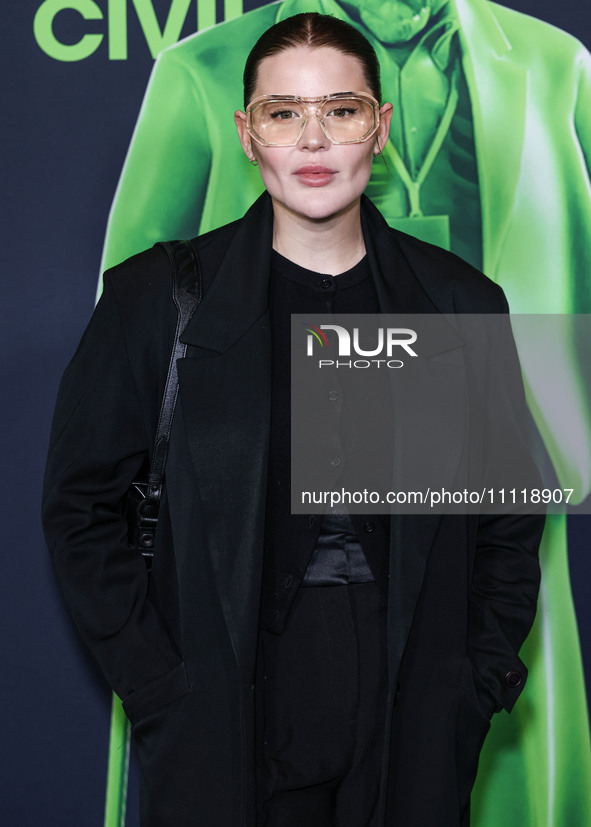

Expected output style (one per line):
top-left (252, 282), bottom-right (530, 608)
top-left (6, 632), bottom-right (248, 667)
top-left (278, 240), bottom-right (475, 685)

top-left (243, 12), bottom-right (382, 108)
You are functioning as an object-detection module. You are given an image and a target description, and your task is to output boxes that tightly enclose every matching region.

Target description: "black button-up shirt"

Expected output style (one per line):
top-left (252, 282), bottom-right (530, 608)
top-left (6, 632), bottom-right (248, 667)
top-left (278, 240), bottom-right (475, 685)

top-left (261, 251), bottom-right (392, 634)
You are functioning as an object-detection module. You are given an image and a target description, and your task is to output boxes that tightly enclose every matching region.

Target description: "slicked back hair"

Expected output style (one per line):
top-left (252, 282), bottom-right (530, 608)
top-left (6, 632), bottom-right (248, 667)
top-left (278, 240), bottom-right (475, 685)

top-left (243, 12), bottom-right (382, 108)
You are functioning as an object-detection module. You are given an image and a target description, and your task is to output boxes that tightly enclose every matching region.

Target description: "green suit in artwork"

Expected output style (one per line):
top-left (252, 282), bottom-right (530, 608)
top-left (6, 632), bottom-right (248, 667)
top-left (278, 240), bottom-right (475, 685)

top-left (101, 0), bottom-right (591, 824)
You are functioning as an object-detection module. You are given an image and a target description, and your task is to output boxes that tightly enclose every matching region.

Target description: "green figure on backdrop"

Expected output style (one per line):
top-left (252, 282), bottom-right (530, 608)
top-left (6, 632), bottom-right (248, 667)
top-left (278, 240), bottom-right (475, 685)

top-left (101, 0), bottom-right (591, 824)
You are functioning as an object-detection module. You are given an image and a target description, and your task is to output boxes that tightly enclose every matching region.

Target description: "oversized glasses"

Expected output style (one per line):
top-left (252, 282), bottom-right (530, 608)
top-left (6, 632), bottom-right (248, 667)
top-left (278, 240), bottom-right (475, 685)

top-left (245, 92), bottom-right (380, 147)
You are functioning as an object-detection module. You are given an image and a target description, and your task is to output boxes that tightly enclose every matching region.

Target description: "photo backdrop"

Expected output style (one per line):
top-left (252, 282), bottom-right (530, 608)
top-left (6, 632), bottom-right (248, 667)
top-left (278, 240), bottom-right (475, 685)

top-left (3, 1), bottom-right (591, 825)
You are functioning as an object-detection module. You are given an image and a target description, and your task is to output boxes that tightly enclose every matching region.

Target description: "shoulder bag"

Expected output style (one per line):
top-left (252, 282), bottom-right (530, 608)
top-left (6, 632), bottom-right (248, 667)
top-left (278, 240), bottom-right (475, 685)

top-left (124, 239), bottom-right (203, 569)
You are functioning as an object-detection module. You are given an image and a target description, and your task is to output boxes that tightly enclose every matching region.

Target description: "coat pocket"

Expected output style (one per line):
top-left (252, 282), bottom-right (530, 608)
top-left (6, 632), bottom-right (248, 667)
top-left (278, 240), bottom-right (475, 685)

top-left (122, 661), bottom-right (192, 726)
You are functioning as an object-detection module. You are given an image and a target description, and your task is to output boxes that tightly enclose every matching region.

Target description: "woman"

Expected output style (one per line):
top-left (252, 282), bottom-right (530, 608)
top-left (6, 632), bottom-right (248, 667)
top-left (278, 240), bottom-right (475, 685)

top-left (42, 13), bottom-right (543, 827)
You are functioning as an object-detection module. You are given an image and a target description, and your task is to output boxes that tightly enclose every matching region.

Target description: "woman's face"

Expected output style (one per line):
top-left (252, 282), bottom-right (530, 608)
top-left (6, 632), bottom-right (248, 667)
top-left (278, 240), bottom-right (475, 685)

top-left (235, 46), bottom-right (392, 224)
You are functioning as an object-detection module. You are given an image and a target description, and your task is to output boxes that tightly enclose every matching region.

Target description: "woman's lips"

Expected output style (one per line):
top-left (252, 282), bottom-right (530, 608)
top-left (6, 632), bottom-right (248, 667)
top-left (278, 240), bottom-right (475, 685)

top-left (293, 165), bottom-right (337, 186)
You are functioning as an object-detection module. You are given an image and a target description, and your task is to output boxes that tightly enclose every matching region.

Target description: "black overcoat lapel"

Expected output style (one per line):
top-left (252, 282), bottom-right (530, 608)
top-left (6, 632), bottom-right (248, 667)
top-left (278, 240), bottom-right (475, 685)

top-left (177, 195), bottom-right (274, 675)
top-left (361, 197), bottom-right (468, 684)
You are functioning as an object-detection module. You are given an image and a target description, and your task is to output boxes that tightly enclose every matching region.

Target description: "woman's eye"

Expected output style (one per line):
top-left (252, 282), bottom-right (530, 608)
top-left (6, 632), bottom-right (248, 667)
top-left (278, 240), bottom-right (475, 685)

top-left (327, 107), bottom-right (357, 118)
top-left (270, 109), bottom-right (300, 120)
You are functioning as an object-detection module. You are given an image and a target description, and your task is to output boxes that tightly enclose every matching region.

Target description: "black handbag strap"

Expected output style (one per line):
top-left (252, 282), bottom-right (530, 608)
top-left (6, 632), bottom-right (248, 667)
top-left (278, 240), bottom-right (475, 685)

top-left (136, 240), bottom-right (203, 558)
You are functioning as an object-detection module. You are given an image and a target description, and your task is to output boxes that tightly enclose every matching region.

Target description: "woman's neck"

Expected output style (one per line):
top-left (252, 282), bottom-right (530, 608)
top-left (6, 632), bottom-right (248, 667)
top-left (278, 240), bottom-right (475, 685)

top-left (271, 197), bottom-right (366, 275)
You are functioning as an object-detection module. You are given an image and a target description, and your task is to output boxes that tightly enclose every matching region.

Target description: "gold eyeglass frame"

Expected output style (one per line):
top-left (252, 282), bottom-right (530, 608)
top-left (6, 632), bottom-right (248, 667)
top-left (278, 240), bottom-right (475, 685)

top-left (245, 91), bottom-right (381, 147)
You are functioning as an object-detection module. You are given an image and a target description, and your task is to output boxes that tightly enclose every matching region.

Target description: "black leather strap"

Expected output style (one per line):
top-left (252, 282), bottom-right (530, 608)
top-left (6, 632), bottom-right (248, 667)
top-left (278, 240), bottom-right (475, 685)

top-left (135, 240), bottom-right (202, 563)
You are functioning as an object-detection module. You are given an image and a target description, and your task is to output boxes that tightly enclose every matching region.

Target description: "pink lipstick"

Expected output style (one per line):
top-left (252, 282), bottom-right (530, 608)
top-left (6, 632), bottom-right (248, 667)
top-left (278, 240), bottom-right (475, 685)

top-left (293, 165), bottom-right (336, 187)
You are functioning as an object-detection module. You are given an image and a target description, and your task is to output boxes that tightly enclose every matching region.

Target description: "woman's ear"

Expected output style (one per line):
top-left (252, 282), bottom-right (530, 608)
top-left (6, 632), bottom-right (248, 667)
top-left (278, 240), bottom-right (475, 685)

top-left (375, 102), bottom-right (393, 155)
top-left (234, 110), bottom-right (257, 164)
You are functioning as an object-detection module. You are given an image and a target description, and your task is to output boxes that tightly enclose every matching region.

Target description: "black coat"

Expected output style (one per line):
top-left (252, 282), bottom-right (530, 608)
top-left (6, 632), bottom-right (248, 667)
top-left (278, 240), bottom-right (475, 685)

top-left (42, 193), bottom-right (543, 826)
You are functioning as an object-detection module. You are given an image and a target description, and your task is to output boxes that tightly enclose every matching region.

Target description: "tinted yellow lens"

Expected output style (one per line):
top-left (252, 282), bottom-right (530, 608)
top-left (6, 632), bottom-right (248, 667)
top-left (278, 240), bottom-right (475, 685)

top-left (320, 97), bottom-right (376, 142)
top-left (250, 101), bottom-right (306, 145)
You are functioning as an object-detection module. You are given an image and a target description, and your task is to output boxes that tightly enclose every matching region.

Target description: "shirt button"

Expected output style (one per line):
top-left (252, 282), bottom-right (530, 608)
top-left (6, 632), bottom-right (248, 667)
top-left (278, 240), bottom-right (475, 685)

top-left (331, 456), bottom-right (342, 467)
top-left (363, 521), bottom-right (375, 533)
top-left (328, 390), bottom-right (339, 401)
top-left (308, 515), bottom-right (315, 528)
top-left (320, 278), bottom-right (332, 289)
top-left (284, 574), bottom-right (293, 589)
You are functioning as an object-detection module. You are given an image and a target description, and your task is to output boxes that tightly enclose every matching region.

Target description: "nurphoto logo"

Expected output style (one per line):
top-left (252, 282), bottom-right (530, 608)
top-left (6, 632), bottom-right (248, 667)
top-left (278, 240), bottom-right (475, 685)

top-left (304, 322), bottom-right (418, 369)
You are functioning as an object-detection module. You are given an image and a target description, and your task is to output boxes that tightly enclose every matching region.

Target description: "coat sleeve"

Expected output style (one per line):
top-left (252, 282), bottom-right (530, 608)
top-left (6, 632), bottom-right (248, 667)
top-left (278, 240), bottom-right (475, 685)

top-left (467, 299), bottom-right (544, 717)
top-left (42, 274), bottom-right (185, 705)
top-left (100, 50), bottom-right (211, 273)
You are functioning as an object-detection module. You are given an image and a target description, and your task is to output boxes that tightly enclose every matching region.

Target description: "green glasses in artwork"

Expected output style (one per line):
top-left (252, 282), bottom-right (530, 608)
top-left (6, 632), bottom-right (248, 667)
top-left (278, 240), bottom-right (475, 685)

top-left (245, 92), bottom-right (380, 146)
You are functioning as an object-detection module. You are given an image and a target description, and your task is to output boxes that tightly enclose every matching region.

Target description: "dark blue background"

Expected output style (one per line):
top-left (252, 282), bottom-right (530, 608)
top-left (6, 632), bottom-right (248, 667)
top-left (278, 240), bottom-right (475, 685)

top-left (2, 2), bottom-right (589, 824)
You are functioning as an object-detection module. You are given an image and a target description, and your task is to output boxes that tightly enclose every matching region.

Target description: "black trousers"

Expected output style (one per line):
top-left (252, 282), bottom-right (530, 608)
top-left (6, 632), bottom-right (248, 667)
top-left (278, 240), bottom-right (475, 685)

top-left (256, 583), bottom-right (387, 827)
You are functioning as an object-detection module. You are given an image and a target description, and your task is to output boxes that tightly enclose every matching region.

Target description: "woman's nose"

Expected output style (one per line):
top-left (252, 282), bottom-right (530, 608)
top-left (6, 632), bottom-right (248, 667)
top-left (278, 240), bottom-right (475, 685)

top-left (297, 113), bottom-right (330, 150)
